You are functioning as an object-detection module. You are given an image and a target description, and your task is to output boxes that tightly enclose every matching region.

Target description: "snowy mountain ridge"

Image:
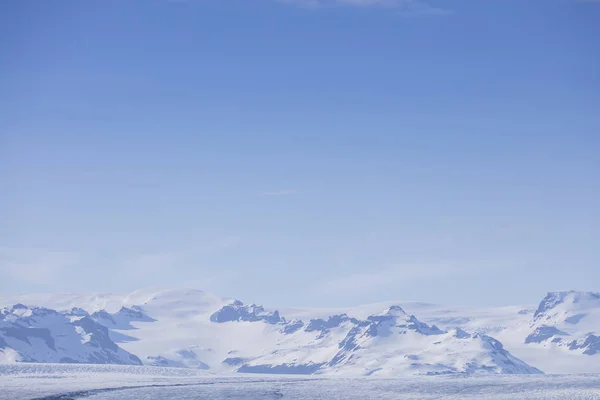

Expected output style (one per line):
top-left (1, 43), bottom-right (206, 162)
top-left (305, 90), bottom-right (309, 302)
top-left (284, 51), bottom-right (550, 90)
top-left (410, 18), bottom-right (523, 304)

top-left (1, 288), bottom-right (598, 375)
top-left (525, 291), bottom-right (600, 356)
top-left (0, 303), bottom-right (141, 365)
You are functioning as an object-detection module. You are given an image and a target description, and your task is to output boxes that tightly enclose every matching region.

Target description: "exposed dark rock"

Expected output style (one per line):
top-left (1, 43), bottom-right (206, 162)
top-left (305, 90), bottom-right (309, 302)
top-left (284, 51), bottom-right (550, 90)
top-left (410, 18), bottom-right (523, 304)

top-left (210, 301), bottom-right (283, 324)
top-left (525, 326), bottom-right (569, 344)
top-left (281, 319), bottom-right (304, 335)
top-left (305, 314), bottom-right (358, 333)
top-left (569, 334), bottom-right (600, 356)
top-left (222, 357), bottom-right (248, 366)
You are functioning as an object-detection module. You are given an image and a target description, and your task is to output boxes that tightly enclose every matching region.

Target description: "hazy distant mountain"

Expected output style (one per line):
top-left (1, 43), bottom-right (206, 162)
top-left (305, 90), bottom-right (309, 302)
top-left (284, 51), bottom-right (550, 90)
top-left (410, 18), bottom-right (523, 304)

top-left (1, 287), bottom-right (598, 375)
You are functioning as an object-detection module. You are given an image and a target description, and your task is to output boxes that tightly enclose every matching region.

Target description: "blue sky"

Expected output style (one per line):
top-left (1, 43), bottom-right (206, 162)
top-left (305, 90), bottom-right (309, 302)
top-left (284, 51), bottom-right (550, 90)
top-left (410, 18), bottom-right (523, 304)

top-left (1, 0), bottom-right (599, 308)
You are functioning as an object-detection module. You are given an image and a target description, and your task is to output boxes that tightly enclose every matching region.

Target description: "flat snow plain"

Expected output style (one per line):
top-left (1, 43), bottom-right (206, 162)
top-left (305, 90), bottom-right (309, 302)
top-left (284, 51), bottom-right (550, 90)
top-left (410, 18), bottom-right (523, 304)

top-left (2, 364), bottom-right (600, 400)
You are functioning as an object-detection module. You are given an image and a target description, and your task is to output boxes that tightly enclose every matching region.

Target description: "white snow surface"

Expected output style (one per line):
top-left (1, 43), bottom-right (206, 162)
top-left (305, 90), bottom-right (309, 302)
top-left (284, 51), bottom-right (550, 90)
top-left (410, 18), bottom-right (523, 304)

top-left (1, 364), bottom-right (600, 400)
top-left (2, 287), bottom-right (599, 375)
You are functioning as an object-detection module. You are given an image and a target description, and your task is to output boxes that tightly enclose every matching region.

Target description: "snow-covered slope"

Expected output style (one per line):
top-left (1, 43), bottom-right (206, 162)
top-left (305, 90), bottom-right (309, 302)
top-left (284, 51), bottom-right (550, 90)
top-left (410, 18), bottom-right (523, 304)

top-left (0, 304), bottom-right (141, 365)
top-left (1, 287), bottom-right (598, 375)
top-left (497, 291), bottom-right (600, 373)
top-left (0, 288), bottom-right (541, 376)
top-left (527, 291), bottom-right (600, 355)
top-left (2, 364), bottom-right (600, 400)
top-left (377, 291), bottom-right (600, 374)
top-left (237, 305), bottom-right (541, 376)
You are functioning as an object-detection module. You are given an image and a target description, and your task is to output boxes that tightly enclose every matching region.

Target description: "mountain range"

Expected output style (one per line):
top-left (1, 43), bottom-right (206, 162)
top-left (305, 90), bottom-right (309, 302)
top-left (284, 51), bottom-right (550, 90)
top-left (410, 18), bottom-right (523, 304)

top-left (1, 288), bottom-right (599, 376)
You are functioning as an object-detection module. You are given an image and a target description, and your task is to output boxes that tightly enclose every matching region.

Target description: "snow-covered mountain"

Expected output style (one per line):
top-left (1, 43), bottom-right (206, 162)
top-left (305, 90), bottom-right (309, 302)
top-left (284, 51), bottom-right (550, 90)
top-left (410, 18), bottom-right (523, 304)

top-left (0, 304), bottom-right (141, 365)
top-left (231, 304), bottom-right (541, 376)
top-left (524, 291), bottom-right (600, 355)
top-left (1, 288), bottom-right (598, 375)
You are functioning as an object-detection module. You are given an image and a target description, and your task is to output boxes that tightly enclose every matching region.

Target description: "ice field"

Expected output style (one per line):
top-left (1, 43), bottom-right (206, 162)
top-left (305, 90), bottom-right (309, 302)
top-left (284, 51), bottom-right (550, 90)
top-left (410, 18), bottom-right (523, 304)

top-left (2, 364), bottom-right (600, 400)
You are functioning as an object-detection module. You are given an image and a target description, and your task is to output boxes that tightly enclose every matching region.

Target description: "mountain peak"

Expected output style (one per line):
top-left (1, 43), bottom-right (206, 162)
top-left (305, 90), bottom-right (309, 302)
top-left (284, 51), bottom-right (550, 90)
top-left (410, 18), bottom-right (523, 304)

top-left (534, 291), bottom-right (600, 319)
top-left (210, 300), bottom-right (283, 324)
top-left (382, 305), bottom-right (407, 317)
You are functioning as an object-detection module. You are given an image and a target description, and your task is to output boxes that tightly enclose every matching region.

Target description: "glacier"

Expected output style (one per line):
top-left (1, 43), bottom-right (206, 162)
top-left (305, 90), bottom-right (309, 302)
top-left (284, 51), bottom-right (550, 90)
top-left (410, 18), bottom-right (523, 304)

top-left (1, 364), bottom-right (600, 400)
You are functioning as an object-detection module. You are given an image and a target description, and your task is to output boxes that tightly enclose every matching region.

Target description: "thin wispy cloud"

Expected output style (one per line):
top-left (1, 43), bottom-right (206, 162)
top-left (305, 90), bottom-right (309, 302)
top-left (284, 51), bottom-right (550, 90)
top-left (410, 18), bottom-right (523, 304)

top-left (316, 261), bottom-right (520, 297)
top-left (119, 252), bottom-right (229, 292)
top-left (259, 189), bottom-right (298, 197)
top-left (0, 247), bottom-right (79, 286)
top-left (121, 252), bottom-right (185, 276)
top-left (121, 237), bottom-right (241, 277)
top-left (202, 236), bottom-right (242, 253)
top-left (396, 1), bottom-right (451, 16)
top-left (0, 236), bottom-right (242, 290)
top-left (281, 0), bottom-right (419, 7)
top-left (279, 0), bottom-right (451, 15)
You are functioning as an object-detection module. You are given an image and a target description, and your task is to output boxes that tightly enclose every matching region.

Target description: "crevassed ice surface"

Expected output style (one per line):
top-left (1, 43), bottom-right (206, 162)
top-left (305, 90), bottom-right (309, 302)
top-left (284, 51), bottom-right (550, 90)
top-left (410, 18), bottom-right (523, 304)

top-left (1, 364), bottom-right (600, 400)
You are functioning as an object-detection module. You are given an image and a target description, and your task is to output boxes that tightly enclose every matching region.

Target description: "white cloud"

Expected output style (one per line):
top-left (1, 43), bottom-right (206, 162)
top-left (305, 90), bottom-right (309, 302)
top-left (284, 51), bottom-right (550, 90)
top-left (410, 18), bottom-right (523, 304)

top-left (396, 1), bottom-right (451, 16)
top-left (281, 0), bottom-right (411, 7)
top-left (203, 236), bottom-right (242, 253)
top-left (0, 247), bottom-right (79, 286)
top-left (280, 0), bottom-right (451, 14)
top-left (317, 261), bottom-right (518, 296)
top-left (259, 189), bottom-right (298, 197)
top-left (120, 252), bottom-right (185, 276)
top-left (119, 237), bottom-right (241, 277)
top-left (0, 234), bottom-right (243, 290)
